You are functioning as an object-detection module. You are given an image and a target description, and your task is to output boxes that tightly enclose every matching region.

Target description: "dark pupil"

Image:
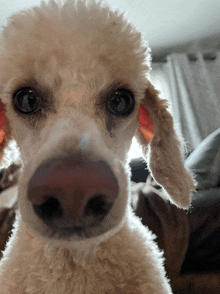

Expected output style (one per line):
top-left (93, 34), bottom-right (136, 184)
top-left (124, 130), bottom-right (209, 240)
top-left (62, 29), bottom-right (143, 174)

top-left (112, 95), bottom-right (127, 113)
top-left (17, 90), bottom-right (37, 112)
top-left (21, 94), bottom-right (35, 111)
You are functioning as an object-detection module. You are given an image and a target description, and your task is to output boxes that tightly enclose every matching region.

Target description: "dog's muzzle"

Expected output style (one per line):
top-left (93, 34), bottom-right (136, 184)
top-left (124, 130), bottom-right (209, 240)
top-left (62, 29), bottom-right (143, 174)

top-left (27, 153), bottom-right (118, 237)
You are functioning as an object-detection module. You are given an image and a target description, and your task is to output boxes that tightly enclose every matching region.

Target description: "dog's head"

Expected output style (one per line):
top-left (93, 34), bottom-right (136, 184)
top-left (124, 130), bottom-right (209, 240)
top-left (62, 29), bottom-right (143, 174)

top-left (0, 0), bottom-right (194, 250)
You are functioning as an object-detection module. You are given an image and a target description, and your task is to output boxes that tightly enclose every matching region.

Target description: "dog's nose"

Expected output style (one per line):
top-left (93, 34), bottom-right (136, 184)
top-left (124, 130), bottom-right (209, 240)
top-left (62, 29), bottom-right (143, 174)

top-left (27, 154), bottom-right (118, 229)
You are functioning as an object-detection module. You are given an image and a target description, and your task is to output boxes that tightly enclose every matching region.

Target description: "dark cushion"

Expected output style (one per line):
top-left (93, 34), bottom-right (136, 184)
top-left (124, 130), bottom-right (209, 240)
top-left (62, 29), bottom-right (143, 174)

top-left (129, 157), bottom-right (149, 183)
top-left (185, 128), bottom-right (220, 190)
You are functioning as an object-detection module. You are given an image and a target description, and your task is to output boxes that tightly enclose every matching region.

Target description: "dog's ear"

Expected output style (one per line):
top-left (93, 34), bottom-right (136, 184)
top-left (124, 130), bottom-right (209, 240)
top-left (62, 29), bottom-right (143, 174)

top-left (0, 100), bottom-right (11, 160)
top-left (136, 81), bottom-right (195, 208)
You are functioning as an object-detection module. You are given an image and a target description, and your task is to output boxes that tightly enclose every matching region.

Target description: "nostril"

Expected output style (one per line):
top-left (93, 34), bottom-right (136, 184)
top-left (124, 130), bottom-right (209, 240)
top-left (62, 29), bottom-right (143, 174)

top-left (84, 194), bottom-right (113, 217)
top-left (33, 197), bottom-right (63, 221)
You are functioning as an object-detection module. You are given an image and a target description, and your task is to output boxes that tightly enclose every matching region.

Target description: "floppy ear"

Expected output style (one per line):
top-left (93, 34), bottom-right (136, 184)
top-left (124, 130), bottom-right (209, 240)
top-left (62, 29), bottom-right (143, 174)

top-left (0, 100), bottom-right (11, 160)
top-left (136, 81), bottom-right (195, 209)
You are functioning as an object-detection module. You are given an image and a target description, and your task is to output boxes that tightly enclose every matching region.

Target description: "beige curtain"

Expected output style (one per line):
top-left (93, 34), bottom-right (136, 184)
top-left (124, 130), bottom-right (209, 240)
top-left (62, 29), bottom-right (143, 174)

top-left (151, 52), bottom-right (220, 153)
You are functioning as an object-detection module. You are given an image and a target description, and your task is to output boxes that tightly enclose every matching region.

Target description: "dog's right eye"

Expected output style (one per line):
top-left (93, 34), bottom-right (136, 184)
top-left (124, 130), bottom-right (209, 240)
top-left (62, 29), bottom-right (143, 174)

top-left (13, 88), bottom-right (40, 114)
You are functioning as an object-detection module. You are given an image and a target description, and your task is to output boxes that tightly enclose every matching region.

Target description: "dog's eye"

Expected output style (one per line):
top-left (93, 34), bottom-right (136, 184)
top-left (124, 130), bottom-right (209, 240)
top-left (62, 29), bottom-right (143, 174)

top-left (13, 88), bottom-right (39, 114)
top-left (107, 89), bottom-right (135, 116)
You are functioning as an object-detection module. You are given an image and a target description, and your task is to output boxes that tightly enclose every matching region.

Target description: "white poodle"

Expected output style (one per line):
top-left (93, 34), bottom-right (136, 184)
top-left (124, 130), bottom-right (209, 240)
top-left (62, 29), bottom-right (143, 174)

top-left (0, 1), bottom-right (194, 293)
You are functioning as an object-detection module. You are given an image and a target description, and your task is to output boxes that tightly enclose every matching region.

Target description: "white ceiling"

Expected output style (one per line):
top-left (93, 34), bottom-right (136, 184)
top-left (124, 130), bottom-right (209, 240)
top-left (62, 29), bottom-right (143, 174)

top-left (107, 0), bottom-right (220, 55)
top-left (1, 0), bottom-right (220, 55)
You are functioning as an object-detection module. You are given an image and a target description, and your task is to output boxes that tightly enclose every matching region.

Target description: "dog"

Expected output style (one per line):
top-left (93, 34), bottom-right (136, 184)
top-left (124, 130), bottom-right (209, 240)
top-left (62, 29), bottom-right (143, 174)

top-left (0, 1), bottom-right (195, 293)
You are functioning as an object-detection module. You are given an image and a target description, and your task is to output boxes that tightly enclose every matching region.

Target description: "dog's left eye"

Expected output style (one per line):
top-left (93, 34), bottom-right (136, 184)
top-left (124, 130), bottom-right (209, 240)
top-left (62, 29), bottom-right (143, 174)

top-left (107, 89), bottom-right (135, 116)
top-left (13, 88), bottom-right (39, 114)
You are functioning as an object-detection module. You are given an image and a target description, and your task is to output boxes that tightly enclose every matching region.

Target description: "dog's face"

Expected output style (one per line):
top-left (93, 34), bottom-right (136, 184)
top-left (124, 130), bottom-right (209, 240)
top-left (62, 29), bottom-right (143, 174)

top-left (0, 0), bottom-right (194, 250)
top-left (0, 1), bottom-right (149, 248)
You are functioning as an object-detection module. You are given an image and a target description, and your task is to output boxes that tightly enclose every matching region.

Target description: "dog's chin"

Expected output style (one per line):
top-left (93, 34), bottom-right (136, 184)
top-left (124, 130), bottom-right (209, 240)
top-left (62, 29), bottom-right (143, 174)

top-left (22, 207), bottom-right (126, 252)
top-left (33, 220), bottom-right (120, 241)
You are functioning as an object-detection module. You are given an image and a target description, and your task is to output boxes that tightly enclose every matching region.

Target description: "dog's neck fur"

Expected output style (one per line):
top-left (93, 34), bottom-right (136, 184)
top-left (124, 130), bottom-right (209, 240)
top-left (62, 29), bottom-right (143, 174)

top-left (0, 206), bottom-right (172, 294)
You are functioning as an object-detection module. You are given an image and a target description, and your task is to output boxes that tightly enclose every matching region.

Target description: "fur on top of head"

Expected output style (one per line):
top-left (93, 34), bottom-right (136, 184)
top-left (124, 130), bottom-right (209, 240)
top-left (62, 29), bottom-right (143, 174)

top-left (0, 0), bottom-right (151, 92)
